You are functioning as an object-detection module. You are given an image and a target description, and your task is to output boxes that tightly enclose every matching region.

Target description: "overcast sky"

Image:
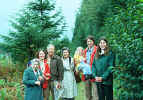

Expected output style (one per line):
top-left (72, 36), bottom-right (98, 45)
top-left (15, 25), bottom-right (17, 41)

top-left (0, 0), bottom-right (81, 40)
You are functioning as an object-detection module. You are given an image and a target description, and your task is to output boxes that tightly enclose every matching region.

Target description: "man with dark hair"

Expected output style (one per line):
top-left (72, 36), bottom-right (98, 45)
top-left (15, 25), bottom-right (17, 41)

top-left (82, 35), bottom-right (99, 100)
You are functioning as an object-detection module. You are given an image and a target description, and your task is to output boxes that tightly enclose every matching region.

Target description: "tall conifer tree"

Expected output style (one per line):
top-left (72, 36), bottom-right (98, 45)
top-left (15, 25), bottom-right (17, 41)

top-left (0, 0), bottom-right (65, 63)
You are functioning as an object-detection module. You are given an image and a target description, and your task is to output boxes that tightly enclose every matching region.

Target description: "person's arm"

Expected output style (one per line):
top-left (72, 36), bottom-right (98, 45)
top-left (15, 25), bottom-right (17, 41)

top-left (38, 70), bottom-right (44, 85)
top-left (22, 69), bottom-right (36, 86)
top-left (71, 58), bottom-right (75, 71)
top-left (55, 57), bottom-right (64, 89)
top-left (43, 64), bottom-right (51, 80)
top-left (74, 57), bottom-right (80, 66)
top-left (102, 52), bottom-right (115, 81)
top-left (92, 57), bottom-right (96, 78)
top-left (57, 57), bottom-right (64, 81)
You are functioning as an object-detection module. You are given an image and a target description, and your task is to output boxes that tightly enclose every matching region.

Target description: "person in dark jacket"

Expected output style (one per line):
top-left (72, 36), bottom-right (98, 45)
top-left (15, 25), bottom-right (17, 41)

top-left (46, 44), bottom-right (64, 100)
top-left (23, 59), bottom-right (44, 100)
top-left (92, 37), bottom-right (115, 100)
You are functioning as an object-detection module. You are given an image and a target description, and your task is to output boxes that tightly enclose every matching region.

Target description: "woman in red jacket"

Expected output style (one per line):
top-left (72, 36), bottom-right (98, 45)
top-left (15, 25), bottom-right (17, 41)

top-left (36, 49), bottom-right (51, 100)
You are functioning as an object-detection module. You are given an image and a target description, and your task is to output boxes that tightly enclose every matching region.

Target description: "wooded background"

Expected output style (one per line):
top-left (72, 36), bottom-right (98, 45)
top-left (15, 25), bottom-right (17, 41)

top-left (0, 0), bottom-right (143, 99)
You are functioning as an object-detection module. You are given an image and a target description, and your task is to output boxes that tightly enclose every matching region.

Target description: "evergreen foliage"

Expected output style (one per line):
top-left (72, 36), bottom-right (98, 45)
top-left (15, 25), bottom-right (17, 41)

top-left (73, 0), bottom-right (143, 99)
top-left (0, 0), bottom-right (65, 64)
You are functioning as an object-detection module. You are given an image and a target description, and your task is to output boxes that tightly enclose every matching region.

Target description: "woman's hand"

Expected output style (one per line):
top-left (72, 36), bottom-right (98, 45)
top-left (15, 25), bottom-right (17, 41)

top-left (45, 73), bottom-right (51, 77)
top-left (38, 76), bottom-right (43, 81)
top-left (75, 71), bottom-right (79, 75)
top-left (45, 77), bottom-right (50, 80)
top-left (95, 77), bottom-right (102, 82)
top-left (56, 82), bottom-right (61, 89)
top-left (35, 81), bottom-right (41, 86)
top-left (43, 73), bottom-right (50, 80)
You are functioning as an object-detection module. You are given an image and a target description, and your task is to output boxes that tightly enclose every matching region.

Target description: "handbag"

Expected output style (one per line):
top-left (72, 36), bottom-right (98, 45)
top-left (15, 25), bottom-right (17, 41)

top-left (68, 57), bottom-right (81, 83)
top-left (74, 71), bottom-right (81, 83)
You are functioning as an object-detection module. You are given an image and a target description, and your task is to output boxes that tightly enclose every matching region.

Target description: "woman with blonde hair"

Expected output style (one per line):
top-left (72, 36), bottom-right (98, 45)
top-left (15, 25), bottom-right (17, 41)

top-left (74, 47), bottom-right (93, 81)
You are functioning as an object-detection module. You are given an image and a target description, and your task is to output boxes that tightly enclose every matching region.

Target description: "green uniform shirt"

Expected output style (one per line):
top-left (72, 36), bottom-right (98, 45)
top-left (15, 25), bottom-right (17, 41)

top-left (92, 51), bottom-right (115, 85)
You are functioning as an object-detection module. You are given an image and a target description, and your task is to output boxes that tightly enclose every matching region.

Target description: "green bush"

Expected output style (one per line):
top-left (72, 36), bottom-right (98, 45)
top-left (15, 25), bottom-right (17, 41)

top-left (0, 80), bottom-right (24, 100)
top-left (0, 79), bottom-right (5, 87)
top-left (103, 0), bottom-right (143, 99)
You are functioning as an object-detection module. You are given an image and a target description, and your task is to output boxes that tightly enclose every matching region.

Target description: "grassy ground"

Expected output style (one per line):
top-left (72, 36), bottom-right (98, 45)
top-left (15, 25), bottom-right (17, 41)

top-left (76, 82), bottom-right (86, 100)
top-left (0, 57), bottom-right (87, 100)
top-left (0, 57), bottom-right (117, 100)
top-left (0, 69), bottom-right (86, 100)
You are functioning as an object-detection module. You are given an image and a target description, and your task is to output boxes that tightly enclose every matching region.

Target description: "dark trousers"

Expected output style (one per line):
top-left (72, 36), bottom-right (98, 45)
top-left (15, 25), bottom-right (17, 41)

top-left (62, 98), bottom-right (74, 100)
top-left (96, 84), bottom-right (113, 100)
top-left (46, 80), bottom-right (55, 100)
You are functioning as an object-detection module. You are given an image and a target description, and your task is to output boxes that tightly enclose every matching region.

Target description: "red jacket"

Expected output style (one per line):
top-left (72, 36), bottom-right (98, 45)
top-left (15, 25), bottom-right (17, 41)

top-left (82, 45), bottom-right (97, 81)
top-left (39, 59), bottom-right (50, 89)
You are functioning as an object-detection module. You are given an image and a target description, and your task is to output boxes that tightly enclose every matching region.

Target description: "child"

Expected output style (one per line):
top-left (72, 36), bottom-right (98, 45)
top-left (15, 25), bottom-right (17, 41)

top-left (74, 47), bottom-right (94, 80)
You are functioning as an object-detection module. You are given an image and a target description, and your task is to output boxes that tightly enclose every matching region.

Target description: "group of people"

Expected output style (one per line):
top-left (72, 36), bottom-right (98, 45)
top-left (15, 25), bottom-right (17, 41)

top-left (22, 35), bottom-right (115, 100)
